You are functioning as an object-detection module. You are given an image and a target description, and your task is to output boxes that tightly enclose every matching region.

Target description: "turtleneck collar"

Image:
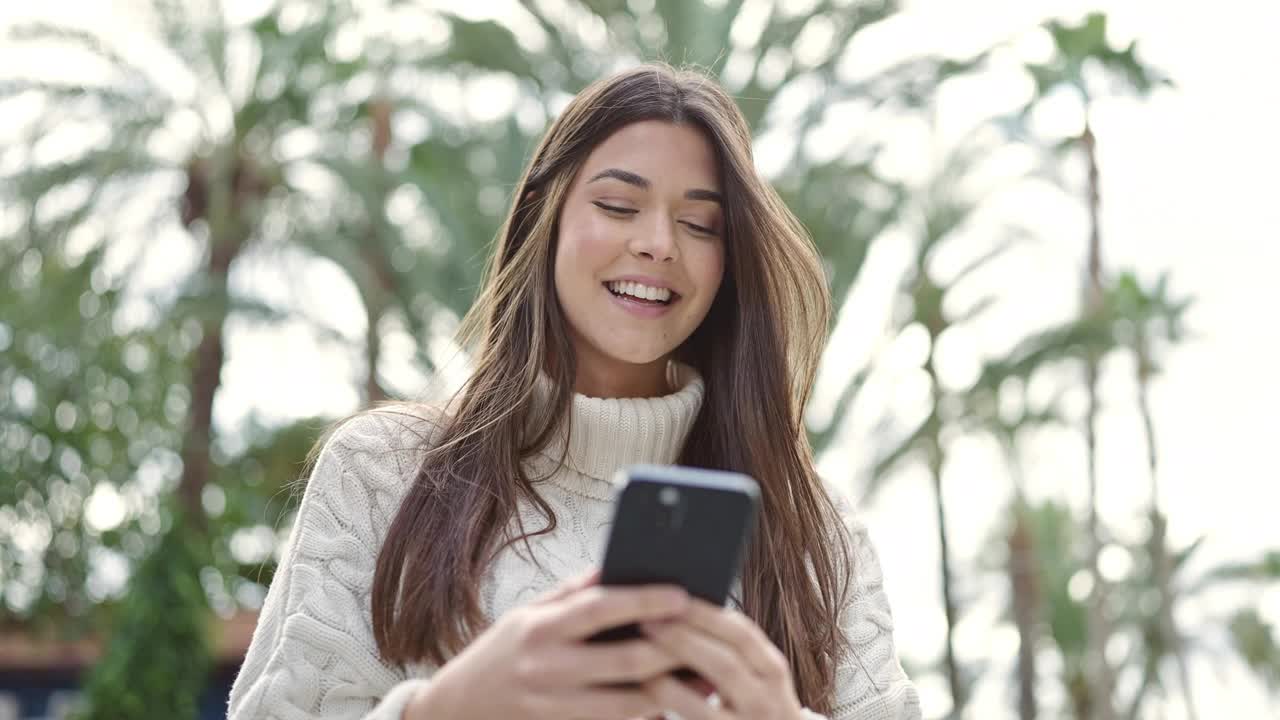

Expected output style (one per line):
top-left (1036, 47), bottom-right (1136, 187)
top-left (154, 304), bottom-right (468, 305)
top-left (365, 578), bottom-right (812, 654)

top-left (529, 362), bottom-right (705, 497)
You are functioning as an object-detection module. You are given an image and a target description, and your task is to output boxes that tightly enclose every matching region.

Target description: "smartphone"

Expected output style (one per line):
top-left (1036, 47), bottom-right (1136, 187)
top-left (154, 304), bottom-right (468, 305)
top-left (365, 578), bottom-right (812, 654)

top-left (587, 464), bottom-right (760, 646)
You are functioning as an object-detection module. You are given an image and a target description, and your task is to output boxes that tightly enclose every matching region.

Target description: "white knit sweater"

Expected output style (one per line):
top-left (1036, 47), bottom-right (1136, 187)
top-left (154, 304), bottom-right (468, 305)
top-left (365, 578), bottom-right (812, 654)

top-left (226, 368), bottom-right (921, 720)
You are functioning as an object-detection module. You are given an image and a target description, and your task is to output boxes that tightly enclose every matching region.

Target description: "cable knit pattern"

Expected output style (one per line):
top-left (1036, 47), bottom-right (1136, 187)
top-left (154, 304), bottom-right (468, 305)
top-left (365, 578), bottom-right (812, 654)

top-left (227, 367), bottom-right (920, 720)
top-left (818, 488), bottom-right (922, 720)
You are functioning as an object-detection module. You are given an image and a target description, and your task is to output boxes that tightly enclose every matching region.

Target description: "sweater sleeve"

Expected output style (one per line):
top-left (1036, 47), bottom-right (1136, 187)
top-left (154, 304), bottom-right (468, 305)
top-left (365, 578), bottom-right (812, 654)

top-left (800, 488), bottom-right (923, 720)
top-left (227, 408), bottom-right (441, 720)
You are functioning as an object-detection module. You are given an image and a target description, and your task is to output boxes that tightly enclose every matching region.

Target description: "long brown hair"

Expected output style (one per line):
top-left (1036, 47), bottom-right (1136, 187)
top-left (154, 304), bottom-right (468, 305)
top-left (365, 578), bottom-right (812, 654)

top-left (364, 63), bottom-right (853, 713)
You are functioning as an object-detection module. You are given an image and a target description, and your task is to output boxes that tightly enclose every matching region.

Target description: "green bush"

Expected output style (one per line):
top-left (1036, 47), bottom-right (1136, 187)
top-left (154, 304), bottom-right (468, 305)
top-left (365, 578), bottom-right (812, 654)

top-left (72, 509), bottom-right (212, 720)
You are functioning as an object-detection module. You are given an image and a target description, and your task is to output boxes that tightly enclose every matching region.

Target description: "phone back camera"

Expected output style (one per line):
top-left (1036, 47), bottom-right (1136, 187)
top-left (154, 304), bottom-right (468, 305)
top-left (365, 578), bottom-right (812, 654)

top-left (659, 487), bottom-right (679, 506)
top-left (655, 486), bottom-right (685, 534)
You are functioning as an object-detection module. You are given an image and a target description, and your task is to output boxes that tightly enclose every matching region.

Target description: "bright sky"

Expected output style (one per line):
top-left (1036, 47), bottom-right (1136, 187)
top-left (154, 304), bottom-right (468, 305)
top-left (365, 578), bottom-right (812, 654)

top-left (2, 0), bottom-right (1277, 717)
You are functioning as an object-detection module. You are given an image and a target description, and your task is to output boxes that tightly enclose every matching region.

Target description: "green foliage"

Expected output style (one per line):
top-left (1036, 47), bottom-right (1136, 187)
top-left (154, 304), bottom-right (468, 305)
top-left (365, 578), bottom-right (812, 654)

top-left (1030, 501), bottom-right (1090, 653)
top-left (1109, 270), bottom-right (1194, 376)
top-left (0, 237), bottom-right (190, 631)
top-left (71, 509), bottom-right (212, 720)
top-left (1023, 12), bottom-right (1173, 105)
top-left (1229, 609), bottom-right (1280, 694)
top-left (205, 416), bottom-right (327, 592)
top-left (442, 17), bottom-right (531, 78)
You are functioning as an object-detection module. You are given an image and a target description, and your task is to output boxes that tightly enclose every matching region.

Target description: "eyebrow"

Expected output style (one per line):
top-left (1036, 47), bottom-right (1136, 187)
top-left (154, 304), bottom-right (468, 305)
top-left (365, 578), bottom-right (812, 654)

top-left (587, 167), bottom-right (723, 205)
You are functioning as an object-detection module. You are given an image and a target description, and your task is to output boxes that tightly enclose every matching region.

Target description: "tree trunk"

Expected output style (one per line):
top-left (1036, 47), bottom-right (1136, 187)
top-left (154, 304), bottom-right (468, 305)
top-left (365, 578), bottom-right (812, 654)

top-left (1010, 503), bottom-right (1039, 720)
top-left (919, 282), bottom-right (963, 715)
top-left (176, 150), bottom-right (257, 526)
top-left (1001, 436), bottom-right (1040, 720)
top-left (1068, 667), bottom-right (1092, 720)
top-left (1136, 354), bottom-right (1198, 720)
top-left (1083, 357), bottom-right (1114, 720)
top-left (927, 424), bottom-right (964, 714)
top-left (1080, 117), bottom-right (1116, 720)
top-left (364, 292), bottom-right (387, 404)
top-left (177, 227), bottom-right (246, 528)
top-left (361, 96), bottom-right (394, 405)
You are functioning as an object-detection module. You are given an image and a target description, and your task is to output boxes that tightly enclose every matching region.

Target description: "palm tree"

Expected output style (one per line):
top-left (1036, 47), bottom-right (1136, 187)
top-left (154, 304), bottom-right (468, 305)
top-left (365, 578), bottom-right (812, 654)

top-left (1110, 517), bottom-right (1280, 718)
top-left (1107, 271), bottom-right (1198, 719)
top-left (969, 304), bottom-right (1117, 718)
top-left (1015, 13), bottom-right (1173, 717)
top-left (1018, 499), bottom-right (1093, 720)
top-left (0, 0), bottom-right (519, 571)
top-left (866, 122), bottom-right (1037, 714)
top-left (971, 276), bottom-right (1280, 717)
top-left (966, 368), bottom-right (1067, 720)
top-left (0, 0), bottom-right (506, 711)
top-left (996, 418), bottom-right (1047, 720)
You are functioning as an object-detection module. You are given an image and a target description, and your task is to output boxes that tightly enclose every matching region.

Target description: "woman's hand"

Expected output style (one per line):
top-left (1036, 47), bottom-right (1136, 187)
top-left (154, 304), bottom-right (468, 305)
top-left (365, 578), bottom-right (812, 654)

top-left (638, 599), bottom-right (805, 720)
top-left (406, 569), bottom-right (691, 720)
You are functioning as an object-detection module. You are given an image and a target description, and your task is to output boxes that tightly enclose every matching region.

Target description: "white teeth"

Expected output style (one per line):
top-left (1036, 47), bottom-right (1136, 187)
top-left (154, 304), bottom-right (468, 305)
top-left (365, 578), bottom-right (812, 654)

top-left (607, 281), bottom-right (673, 303)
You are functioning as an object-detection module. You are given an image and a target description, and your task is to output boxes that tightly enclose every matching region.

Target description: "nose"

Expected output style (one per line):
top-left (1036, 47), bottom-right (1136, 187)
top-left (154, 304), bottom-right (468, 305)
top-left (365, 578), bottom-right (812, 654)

top-left (628, 216), bottom-right (678, 263)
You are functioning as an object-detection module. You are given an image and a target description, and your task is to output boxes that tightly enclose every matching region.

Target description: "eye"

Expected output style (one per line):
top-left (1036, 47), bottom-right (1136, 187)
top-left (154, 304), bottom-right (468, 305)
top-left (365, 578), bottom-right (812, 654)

top-left (681, 221), bottom-right (719, 237)
top-left (592, 201), bottom-right (637, 216)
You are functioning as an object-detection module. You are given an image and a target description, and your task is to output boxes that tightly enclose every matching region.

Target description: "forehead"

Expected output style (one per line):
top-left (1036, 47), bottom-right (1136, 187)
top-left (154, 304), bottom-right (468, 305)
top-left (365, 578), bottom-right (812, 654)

top-left (577, 120), bottom-right (720, 189)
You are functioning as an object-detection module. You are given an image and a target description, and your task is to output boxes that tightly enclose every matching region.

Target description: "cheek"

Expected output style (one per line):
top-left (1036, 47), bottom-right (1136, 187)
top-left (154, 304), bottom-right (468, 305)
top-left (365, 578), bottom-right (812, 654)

top-left (691, 243), bottom-right (726, 308)
top-left (556, 214), bottom-right (620, 287)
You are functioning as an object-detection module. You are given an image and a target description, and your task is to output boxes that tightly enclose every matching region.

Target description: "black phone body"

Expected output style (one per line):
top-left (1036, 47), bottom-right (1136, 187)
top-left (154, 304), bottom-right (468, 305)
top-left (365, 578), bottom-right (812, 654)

top-left (588, 464), bottom-right (760, 644)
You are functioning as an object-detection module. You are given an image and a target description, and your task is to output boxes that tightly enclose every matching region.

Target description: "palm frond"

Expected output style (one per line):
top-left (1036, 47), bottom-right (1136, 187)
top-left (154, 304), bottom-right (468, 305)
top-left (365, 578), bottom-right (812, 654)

top-left (1228, 609), bottom-right (1280, 694)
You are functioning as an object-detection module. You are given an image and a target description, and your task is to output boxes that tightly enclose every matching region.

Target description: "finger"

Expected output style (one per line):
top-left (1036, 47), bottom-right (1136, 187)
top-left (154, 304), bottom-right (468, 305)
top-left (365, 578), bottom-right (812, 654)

top-left (645, 673), bottom-right (728, 720)
top-left (641, 620), bottom-right (761, 711)
top-left (682, 599), bottom-right (792, 682)
top-left (537, 638), bottom-right (685, 685)
top-left (684, 675), bottom-right (717, 698)
top-left (535, 568), bottom-right (602, 604)
top-left (540, 585), bottom-right (689, 641)
top-left (557, 686), bottom-right (665, 720)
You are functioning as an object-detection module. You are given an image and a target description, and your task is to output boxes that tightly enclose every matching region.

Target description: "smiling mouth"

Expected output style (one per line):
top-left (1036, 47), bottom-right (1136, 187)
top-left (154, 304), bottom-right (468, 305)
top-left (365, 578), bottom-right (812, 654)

top-left (603, 281), bottom-right (680, 306)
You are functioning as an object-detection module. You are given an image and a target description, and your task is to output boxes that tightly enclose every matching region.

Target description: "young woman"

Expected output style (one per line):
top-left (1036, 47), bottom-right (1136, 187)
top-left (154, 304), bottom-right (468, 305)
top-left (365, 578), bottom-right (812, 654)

top-left (228, 64), bottom-right (920, 720)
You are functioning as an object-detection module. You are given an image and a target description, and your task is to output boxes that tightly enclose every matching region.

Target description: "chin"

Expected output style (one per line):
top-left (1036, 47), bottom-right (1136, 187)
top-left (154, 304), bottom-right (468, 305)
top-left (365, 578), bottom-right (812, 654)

top-left (606, 348), bottom-right (673, 366)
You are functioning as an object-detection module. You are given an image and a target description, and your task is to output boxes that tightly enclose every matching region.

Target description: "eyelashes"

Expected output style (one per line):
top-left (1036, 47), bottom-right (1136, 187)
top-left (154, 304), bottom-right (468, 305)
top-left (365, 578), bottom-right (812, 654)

top-left (592, 201), bottom-right (637, 216)
top-left (591, 201), bottom-right (719, 237)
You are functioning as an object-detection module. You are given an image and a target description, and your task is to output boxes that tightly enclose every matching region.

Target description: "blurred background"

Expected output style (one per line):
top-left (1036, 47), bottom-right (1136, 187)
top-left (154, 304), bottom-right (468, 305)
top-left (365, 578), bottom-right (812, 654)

top-left (1, 0), bottom-right (1277, 718)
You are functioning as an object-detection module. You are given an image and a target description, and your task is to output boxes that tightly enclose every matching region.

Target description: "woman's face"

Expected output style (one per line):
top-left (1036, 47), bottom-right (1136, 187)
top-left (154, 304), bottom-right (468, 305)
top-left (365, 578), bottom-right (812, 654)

top-left (553, 120), bottom-right (726, 396)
